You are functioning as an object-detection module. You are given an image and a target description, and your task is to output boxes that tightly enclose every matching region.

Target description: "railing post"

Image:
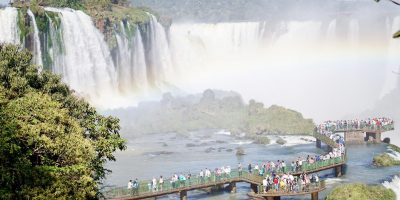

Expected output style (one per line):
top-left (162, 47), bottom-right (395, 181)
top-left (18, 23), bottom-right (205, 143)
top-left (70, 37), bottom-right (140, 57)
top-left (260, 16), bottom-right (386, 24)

top-left (180, 190), bottom-right (187, 200)
top-left (335, 165), bottom-right (342, 177)
top-left (311, 191), bottom-right (319, 200)
top-left (230, 182), bottom-right (237, 193)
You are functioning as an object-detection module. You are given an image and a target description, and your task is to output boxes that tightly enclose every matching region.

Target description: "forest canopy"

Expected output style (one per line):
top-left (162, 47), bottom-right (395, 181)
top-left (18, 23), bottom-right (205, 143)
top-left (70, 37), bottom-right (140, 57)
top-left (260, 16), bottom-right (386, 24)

top-left (0, 44), bottom-right (126, 199)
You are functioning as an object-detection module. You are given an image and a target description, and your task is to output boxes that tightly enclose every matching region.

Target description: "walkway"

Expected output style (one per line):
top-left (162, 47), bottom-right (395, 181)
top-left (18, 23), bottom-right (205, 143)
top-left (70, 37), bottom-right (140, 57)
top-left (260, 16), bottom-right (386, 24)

top-left (103, 121), bottom-right (394, 200)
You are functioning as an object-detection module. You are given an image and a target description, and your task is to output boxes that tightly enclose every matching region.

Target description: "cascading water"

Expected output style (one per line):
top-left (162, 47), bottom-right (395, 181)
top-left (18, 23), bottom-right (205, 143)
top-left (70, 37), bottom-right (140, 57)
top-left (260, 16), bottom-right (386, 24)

top-left (115, 22), bottom-right (148, 95)
top-left (44, 7), bottom-right (120, 107)
top-left (1, 6), bottom-right (400, 115)
top-left (27, 9), bottom-right (43, 70)
top-left (145, 14), bottom-right (173, 89)
top-left (381, 16), bottom-right (400, 98)
top-left (383, 176), bottom-right (400, 200)
top-left (0, 7), bottom-right (19, 44)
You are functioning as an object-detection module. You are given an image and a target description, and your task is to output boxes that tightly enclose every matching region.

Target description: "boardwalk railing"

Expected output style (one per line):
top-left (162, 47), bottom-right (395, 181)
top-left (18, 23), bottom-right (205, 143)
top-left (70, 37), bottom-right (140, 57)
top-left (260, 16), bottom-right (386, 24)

top-left (313, 132), bottom-right (339, 148)
top-left (102, 156), bottom-right (344, 199)
top-left (322, 124), bottom-right (394, 133)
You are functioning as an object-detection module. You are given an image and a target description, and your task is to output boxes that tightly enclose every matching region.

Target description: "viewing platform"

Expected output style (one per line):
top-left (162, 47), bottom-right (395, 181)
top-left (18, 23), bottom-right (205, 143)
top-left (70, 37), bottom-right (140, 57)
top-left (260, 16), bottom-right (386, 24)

top-left (249, 180), bottom-right (326, 200)
top-left (104, 119), bottom-right (393, 200)
top-left (103, 158), bottom-right (343, 200)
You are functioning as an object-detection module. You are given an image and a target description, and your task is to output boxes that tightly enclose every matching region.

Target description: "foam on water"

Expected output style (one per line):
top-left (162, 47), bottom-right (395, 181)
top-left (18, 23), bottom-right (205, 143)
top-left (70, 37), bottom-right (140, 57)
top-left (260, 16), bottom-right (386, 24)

top-left (383, 176), bottom-right (400, 200)
top-left (215, 130), bottom-right (231, 135)
top-left (387, 146), bottom-right (400, 161)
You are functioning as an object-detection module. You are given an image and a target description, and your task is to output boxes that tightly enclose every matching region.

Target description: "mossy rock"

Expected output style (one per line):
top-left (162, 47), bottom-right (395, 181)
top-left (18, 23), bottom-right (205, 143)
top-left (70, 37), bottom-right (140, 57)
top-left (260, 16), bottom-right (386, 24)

top-left (326, 183), bottom-right (396, 200)
top-left (373, 153), bottom-right (400, 167)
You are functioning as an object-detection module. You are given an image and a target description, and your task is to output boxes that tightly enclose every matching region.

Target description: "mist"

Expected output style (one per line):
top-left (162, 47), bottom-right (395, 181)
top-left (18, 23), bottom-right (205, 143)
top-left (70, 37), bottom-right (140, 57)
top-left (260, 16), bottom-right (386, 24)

top-left (125, 0), bottom-right (400, 125)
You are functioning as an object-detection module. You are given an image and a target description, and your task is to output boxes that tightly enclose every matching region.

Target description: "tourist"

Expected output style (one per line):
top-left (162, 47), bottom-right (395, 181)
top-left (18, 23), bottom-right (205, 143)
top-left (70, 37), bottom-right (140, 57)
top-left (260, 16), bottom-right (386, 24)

top-left (128, 180), bottom-right (133, 189)
top-left (238, 163), bottom-right (243, 176)
top-left (199, 170), bottom-right (204, 183)
top-left (159, 176), bottom-right (164, 191)
top-left (205, 168), bottom-right (211, 182)
top-left (152, 177), bottom-right (157, 192)
top-left (187, 173), bottom-right (192, 185)
top-left (263, 177), bottom-right (268, 193)
top-left (248, 163), bottom-right (252, 174)
top-left (273, 176), bottom-right (279, 191)
top-left (133, 178), bottom-right (139, 195)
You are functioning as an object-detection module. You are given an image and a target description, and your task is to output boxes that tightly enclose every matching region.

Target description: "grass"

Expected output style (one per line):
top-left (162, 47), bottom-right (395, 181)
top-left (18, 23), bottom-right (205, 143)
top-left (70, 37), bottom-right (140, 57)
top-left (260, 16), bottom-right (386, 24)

top-left (326, 183), bottom-right (396, 200)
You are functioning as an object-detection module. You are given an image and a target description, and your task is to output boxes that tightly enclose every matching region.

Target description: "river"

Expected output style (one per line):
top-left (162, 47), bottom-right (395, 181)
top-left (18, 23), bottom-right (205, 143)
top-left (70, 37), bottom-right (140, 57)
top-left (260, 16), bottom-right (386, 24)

top-left (105, 130), bottom-right (400, 199)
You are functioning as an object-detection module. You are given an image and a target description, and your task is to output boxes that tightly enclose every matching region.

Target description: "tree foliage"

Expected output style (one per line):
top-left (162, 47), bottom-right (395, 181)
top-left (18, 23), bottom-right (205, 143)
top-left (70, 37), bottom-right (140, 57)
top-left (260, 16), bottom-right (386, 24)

top-left (0, 44), bottom-right (126, 199)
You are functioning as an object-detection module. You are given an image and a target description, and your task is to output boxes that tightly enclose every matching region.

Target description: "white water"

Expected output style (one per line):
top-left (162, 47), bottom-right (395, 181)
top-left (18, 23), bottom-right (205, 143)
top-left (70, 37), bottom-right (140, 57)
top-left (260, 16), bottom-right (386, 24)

top-left (387, 146), bottom-right (400, 161)
top-left (0, 7), bottom-right (19, 44)
top-left (1, 7), bottom-right (400, 119)
top-left (115, 23), bottom-right (148, 95)
top-left (383, 176), bottom-right (400, 200)
top-left (44, 7), bottom-right (122, 108)
top-left (27, 9), bottom-right (43, 70)
top-left (146, 14), bottom-right (173, 89)
top-left (381, 16), bottom-right (400, 98)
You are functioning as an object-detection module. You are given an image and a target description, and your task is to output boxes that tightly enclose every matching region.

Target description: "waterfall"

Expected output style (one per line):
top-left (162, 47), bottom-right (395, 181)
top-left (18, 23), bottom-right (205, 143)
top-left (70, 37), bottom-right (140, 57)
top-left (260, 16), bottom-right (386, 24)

top-left (44, 7), bottom-right (118, 107)
top-left (2, 6), bottom-right (400, 112)
top-left (0, 7), bottom-right (19, 44)
top-left (169, 22), bottom-right (265, 79)
top-left (46, 14), bottom-right (65, 75)
top-left (115, 23), bottom-right (148, 95)
top-left (383, 176), bottom-right (400, 200)
top-left (145, 14), bottom-right (173, 89)
top-left (27, 9), bottom-right (43, 70)
top-left (381, 16), bottom-right (400, 98)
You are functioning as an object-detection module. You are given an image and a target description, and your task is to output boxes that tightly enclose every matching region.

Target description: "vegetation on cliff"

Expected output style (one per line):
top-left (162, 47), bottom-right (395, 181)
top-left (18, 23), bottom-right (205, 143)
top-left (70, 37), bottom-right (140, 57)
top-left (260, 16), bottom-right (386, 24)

top-left (107, 89), bottom-right (315, 138)
top-left (326, 183), bottom-right (396, 200)
top-left (0, 44), bottom-right (126, 198)
top-left (12, 0), bottom-right (159, 49)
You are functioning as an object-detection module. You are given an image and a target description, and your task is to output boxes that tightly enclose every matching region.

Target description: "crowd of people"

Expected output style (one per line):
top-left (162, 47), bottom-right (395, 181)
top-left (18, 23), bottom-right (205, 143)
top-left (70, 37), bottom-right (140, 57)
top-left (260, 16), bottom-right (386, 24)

top-left (261, 172), bottom-right (320, 193)
top-left (127, 121), bottom-right (351, 195)
top-left (317, 117), bottom-right (394, 135)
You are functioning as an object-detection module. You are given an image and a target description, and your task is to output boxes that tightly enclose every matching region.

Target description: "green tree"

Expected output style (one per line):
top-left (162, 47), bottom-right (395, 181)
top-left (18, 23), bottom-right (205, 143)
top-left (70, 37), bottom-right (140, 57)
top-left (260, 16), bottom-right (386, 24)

top-left (0, 44), bottom-right (126, 199)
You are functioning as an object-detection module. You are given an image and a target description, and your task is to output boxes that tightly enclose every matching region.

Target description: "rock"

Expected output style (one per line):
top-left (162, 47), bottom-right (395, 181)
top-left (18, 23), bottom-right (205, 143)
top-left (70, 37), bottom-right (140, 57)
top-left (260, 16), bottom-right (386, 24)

top-left (276, 137), bottom-right (287, 145)
top-left (226, 148), bottom-right (233, 152)
top-left (205, 147), bottom-right (216, 153)
top-left (216, 140), bottom-right (227, 144)
top-left (186, 143), bottom-right (197, 147)
top-left (383, 137), bottom-right (391, 144)
top-left (236, 147), bottom-right (246, 156)
top-left (161, 142), bottom-right (168, 147)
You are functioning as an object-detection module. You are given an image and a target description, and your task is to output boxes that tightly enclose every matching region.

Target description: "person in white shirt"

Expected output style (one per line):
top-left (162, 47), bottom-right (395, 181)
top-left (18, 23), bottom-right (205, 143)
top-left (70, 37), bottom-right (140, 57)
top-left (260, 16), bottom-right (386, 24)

top-left (127, 180), bottom-right (133, 189)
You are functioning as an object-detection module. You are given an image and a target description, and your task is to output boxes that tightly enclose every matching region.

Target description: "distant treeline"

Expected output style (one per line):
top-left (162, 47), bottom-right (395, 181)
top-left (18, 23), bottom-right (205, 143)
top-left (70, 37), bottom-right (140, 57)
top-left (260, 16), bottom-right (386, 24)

top-left (107, 89), bottom-right (315, 137)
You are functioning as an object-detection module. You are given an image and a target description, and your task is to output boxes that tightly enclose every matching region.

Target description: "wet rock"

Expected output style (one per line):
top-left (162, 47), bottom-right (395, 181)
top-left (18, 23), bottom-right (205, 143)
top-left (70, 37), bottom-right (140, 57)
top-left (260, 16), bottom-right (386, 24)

top-left (186, 143), bottom-right (197, 147)
top-left (205, 147), bottom-right (216, 153)
top-left (236, 147), bottom-right (246, 156)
